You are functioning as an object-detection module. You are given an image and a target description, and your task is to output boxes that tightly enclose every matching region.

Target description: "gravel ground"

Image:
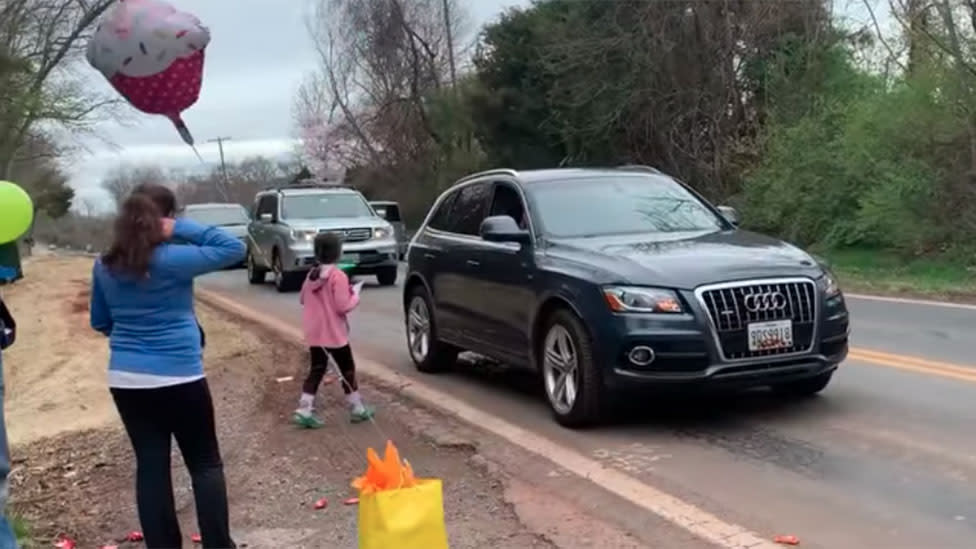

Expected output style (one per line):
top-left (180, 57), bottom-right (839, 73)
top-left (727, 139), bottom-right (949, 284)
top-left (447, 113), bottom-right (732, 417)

top-left (5, 256), bottom-right (555, 549)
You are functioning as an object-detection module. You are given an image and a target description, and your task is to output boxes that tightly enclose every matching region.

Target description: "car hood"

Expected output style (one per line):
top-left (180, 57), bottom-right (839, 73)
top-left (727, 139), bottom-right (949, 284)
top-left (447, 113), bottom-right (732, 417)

top-left (214, 224), bottom-right (248, 238)
top-left (546, 230), bottom-right (823, 289)
top-left (283, 216), bottom-right (387, 230)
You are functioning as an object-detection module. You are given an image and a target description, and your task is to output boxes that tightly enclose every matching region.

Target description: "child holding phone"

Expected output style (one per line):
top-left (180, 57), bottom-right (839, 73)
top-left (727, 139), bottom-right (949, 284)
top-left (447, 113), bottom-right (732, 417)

top-left (294, 232), bottom-right (372, 428)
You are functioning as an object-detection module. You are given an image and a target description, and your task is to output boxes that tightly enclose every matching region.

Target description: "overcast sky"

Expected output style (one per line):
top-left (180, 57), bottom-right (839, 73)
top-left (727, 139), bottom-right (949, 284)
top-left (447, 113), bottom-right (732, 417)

top-left (69, 0), bottom-right (530, 210)
top-left (68, 0), bottom-right (885, 211)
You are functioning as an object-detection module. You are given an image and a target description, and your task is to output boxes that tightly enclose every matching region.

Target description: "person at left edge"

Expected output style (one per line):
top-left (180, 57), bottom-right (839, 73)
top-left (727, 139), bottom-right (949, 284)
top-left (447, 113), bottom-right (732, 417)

top-left (0, 293), bottom-right (19, 549)
top-left (90, 183), bottom-right (245, 549)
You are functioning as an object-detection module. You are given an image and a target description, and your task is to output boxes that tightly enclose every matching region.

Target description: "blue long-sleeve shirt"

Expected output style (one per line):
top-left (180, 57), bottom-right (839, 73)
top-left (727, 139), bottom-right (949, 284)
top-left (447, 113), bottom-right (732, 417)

top-left (90, 218), bottom-right (246, 388)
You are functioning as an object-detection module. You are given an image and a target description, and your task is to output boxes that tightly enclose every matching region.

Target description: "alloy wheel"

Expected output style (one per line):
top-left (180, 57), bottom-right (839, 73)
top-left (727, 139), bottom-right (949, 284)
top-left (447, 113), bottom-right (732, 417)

top-left (543, 324), bottom-right (580, 415)
top-left (407, 296), bottom-right (430, 363)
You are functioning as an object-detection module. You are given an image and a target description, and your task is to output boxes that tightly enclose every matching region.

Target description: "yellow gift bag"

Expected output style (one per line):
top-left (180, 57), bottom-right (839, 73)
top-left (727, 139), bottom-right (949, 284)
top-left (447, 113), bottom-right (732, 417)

top-left (353, 441), bottom-right (449, 549)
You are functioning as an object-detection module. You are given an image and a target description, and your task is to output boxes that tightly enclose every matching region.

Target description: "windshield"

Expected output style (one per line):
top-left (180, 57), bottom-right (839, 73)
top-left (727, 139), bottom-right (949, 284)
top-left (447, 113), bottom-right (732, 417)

top-left (282, 193), bottom-right (373, 219)
top-left (528, 175), bottom-right (725, 238)
top-left (183, 206), bottom-right (249, 226)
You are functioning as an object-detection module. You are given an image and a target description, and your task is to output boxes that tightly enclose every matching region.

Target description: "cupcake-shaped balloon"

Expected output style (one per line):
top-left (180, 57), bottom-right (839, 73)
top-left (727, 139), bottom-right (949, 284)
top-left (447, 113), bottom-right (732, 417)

top-left (87, 0), bottom-right (210, 145)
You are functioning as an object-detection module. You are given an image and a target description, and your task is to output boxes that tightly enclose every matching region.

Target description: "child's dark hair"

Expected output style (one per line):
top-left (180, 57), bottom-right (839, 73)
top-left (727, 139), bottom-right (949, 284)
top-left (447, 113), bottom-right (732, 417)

top-left (314, 232), bottom-right (343, 264)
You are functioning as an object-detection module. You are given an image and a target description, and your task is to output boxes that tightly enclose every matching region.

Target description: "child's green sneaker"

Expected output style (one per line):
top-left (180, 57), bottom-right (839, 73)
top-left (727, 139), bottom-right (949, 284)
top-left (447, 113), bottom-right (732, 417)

top-left (293, 411), bottom-right (325, 429)
top-left (350, 406), bottom-right (375, 424)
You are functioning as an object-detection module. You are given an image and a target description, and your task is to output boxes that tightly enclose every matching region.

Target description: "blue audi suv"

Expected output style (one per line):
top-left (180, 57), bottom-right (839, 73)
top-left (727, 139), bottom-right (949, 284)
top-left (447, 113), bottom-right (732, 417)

top-left (402, 166), bottom-right (850, 427)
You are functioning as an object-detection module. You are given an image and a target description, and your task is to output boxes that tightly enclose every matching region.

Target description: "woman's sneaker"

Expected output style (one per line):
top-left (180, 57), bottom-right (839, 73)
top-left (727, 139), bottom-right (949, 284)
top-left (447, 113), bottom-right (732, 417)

top-left (350, 406), bottom-right (375, 424)
top-left (293, 411), bottom-right (325, 429)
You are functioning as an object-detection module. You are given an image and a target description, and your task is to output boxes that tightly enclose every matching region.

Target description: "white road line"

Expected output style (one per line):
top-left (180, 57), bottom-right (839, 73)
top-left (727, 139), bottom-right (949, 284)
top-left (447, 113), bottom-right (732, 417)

top-left (197, 289), bottom-right (781, 549)
top-left (845, 293), bottom-right (976, 311)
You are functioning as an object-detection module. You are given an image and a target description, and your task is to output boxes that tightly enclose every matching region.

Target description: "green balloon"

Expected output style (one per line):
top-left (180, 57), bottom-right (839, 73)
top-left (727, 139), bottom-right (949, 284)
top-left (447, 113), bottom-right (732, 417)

top-left (0, 181), bottom-right (33, 245)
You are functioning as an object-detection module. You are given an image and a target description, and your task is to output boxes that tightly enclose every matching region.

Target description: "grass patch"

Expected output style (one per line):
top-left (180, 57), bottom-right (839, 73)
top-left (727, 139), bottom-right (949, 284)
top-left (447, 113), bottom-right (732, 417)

top-left (11, 515), bottom-right (32, 547)
top-left (818, 248), bottom-right (976, 299)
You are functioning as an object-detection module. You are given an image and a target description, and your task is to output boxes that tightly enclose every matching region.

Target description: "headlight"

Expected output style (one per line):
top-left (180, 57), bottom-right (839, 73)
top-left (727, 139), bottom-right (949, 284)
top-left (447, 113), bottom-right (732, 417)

top-left (822, 271), bottom-right (841, 297)
top-left (373, 226), bottom-right (392, 239)
top-left (602, 286), bottom-right (683, 314)
top-left (292, 229), bottom-right (317, 241)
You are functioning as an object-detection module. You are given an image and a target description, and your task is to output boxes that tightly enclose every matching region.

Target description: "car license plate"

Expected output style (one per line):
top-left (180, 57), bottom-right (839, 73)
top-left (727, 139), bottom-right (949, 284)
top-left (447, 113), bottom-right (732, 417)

top-left (340, 253), bottom-right (360, 264)
top-left (747, 320), bottom-right (793, 352)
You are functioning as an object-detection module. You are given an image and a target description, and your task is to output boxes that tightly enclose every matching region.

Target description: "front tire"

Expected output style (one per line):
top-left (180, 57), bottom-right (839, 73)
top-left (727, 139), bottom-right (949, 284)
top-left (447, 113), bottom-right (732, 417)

top-left (772, 371), bottom-right (833, 397)
top-left (405, 286), bottom-right (458, 373)
top-left (541, 309), bottom-right (605, 428)
top-left (247, 250), bottom-right (267, 284)
top-left (377, 267), bottom-right (398, 286)
top-left (272, 251), bottom-right (301, 293)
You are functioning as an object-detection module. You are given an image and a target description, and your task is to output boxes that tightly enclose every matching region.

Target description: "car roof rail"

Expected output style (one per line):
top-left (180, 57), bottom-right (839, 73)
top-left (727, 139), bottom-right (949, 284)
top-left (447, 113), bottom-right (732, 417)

top-left (615, 164), bottom-right (663, 174)
top-left (273, 180), bottom-right (354, 192)
top-left (455, 168), bottom-right (519, 184)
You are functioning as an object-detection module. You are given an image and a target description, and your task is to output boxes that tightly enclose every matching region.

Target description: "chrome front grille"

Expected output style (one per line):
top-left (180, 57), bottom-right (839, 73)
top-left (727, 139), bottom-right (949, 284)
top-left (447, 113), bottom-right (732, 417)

top-left (319, 227), bottom-right (372, 242)
top-left (697, 279), bottom-right (818, 361)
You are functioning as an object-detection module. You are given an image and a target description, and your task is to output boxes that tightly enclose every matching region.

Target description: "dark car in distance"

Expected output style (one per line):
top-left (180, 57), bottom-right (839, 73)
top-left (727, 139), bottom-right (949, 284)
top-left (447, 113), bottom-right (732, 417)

top-left (402, 166), bottom-right (850, 427)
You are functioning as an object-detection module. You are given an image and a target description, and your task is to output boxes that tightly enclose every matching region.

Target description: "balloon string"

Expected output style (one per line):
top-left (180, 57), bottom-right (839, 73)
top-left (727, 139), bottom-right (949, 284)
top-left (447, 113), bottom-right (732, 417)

top-left (190, 144), bottom-right (204, 163)
top-left (323, 348), bottom-right (392, 444)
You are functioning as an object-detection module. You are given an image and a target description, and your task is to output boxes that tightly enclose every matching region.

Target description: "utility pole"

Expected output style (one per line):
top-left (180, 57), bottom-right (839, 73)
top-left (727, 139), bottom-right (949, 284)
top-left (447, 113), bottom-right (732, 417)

top-left (207, 136), bottom-right (232, 200)
top-left (441, 0), bottom-right (457, 89)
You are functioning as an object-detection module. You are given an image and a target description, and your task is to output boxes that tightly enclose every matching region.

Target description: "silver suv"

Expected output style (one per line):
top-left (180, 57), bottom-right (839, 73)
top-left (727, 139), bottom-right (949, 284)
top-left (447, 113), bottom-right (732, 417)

top-left (245, 184), bottom-right (399, 292)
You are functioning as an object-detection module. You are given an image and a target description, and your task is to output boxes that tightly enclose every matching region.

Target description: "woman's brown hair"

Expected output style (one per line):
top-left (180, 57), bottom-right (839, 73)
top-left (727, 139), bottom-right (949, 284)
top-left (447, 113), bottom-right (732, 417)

top-left (101, 183), bottom-right (177, 277)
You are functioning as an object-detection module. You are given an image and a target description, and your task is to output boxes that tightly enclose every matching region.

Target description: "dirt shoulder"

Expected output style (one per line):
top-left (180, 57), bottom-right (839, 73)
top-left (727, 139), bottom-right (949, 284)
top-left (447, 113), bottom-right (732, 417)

top-left (2, 256), bottom-right (556, 548)
top-left (3, 256), bottom-right (679, 549)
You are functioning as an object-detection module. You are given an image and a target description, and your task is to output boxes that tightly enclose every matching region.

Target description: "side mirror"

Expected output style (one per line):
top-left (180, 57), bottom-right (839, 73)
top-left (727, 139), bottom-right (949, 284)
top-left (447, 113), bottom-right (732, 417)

top-left (259, 213), bottom-right (274, 223)
top-left (717, 205), bottom-right (740, 227)
top-left (480, 215), bottom-right (531, 245)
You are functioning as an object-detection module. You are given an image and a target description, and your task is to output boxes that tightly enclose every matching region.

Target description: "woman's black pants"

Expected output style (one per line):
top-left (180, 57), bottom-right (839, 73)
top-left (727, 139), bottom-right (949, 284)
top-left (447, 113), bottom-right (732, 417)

top-left (111, 378), bottom-right (235, 549)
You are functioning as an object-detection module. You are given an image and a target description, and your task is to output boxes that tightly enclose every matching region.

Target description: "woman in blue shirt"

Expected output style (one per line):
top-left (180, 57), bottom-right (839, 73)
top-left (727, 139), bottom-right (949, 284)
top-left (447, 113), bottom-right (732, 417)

top-left (90, 183), bottom-right (245, 549)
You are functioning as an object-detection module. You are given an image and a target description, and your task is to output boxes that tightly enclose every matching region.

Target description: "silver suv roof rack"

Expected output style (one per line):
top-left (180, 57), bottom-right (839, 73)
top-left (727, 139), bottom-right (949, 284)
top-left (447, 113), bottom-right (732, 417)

top-left (456, 168), bottom-right (519, 184)
top-left (272, 181), bottom-right (354, 192)
top-left (615, 164), bottom-right (663, 174)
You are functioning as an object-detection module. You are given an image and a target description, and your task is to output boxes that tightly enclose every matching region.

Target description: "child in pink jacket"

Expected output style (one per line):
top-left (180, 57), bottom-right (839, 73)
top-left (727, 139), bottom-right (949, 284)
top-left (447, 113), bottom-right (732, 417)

top-left (294, 232), bottom-right (374, 428)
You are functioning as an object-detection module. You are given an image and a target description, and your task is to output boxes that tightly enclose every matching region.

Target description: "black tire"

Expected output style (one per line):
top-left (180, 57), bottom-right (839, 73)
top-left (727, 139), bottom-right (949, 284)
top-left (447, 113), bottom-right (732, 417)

top-left (377, 267), bottom-right (398, 286)
top-left (272, 252), bottom-right (301, 293)
top-left (541, 308), bottom-right (605, 428)
top-left (773, 371), bottom-right (833, 397)
top-left (247, 250), bottom-right (266, 284)
top-left (405, 285), bottom-right (459, 373)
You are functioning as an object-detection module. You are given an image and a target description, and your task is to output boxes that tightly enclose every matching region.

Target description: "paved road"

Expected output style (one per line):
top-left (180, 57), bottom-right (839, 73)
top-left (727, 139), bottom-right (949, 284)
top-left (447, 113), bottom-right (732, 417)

top-left (201, 267), bottom-right (976, 548)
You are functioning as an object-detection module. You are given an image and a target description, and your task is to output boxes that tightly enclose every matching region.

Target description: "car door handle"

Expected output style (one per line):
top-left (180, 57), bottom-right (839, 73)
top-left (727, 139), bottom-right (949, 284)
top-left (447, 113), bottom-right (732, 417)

top-left (424, 253), bottom-right (436, 259)
top-left (466, 260), bottom-right (480, 267)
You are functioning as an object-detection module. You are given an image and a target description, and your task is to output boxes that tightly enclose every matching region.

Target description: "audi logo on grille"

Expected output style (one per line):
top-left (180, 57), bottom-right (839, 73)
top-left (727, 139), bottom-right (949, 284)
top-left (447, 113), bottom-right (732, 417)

top-left (743, 291), bottom-right (787, 312)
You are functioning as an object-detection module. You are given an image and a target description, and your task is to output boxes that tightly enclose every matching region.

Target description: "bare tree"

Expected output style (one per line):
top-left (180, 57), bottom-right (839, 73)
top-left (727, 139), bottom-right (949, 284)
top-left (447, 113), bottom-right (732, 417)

top-left (0, 0), bottom-right (118, 178)
top-left (77, 197), bottom-right (97, 218)
top-left (175, 155), bottom-right (298, 207)
top-left (101, 164), bottom-right (167, 209)
top-left (301, 0), bottom-right (471, 174)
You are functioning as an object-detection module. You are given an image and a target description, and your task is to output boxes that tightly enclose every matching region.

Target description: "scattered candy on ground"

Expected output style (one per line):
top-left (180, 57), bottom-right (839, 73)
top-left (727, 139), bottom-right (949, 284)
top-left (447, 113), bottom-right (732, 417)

top-left (774, 534), bottom-right (800, 545)
top-left (344, 497), bottom-right (359, 505)
top-left (126, 531), bottom-right (144, 542)
top-left (191, 533), bottom-right (202, 543)
top-left (314, 497), bottom-right (328, 510)
top-left (54, 536), bottom-right (76, 549)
